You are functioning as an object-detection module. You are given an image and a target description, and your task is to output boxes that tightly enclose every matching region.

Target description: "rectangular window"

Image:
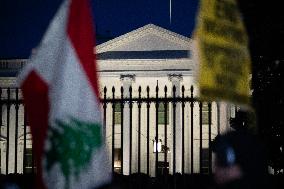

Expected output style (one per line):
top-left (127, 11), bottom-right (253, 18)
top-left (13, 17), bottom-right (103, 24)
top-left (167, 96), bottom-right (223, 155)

top-left (230, 104), bottom-right (236, 118)
top-left (114, 103), bottom-right (121, 124)
top-left (230, 104), bottom-right (240, 119)
top-left (202, 103), bottom-right (209, 124)
top-left (114, 148), bottom-right (121, 173)
top-left (201, 148), bottom-right (209, 174)
top-left (24, 148), bottom-right (34, 173)
top-left (153, 139), bottom-right (162, 153)
top-left (157, 161), bottom-right (169, 176)
top-left (158, 103), bottom-right (169, 125)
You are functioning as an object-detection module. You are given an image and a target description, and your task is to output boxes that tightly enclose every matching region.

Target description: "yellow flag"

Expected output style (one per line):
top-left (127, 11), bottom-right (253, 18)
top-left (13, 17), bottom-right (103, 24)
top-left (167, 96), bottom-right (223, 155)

top-left (194, 0), bottom-right (251, 105)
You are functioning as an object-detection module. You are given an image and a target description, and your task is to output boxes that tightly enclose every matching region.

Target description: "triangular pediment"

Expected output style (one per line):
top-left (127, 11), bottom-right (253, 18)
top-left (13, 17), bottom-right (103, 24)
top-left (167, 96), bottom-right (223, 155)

top-left (96, 24), bottom-right (193, 53)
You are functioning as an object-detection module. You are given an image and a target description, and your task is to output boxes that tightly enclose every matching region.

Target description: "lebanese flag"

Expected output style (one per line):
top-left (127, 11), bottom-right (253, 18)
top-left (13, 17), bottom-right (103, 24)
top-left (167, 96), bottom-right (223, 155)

top-left (17, 0), bottom-right (111, 188)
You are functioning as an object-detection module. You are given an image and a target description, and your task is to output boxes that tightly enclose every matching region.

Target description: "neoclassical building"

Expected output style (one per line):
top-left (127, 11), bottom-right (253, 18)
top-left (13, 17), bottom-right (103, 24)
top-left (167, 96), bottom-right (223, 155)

top-left (0, 24), bottom-right (234, 176)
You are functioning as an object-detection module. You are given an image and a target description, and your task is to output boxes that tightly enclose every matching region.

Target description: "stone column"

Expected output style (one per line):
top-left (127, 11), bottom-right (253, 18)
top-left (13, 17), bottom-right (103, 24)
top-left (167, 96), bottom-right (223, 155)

top-left (169, 74), bottom-right (183, 173)
top-left (219, 102), bottom-right (230, 134)
top-left (120, 74), bottom-right (135, 175)
top-left (216, 102), bottom-right (221, 135)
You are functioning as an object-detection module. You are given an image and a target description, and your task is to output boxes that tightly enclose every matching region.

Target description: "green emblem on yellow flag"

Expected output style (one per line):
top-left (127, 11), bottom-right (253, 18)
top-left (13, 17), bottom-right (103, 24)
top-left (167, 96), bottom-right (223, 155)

top-left (45, 117), bottom-right (102, 189)
top-left (195, 0), bottom-right (251, 105)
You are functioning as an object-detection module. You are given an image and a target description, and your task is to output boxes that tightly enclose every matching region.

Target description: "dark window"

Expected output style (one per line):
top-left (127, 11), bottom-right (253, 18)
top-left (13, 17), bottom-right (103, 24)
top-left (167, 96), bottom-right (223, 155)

top-left (202, 103), bottom-right (209, 124)
top-left (157, 161), bottom-right (169, 176)
top-left (201, 148), bottom-right (209, 174)
top-left (24, 148), bottom-right (34, 173)
top-left (158, 103), bottom-right (169, 125)
top-left (114, 103), bottom-right (121, 124)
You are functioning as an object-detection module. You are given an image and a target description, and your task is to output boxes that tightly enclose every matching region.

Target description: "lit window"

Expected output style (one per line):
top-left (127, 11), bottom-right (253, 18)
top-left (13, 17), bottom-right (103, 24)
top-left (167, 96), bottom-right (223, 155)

top-left (114, 148), bottom-right (121, 173)
top-left (153, 139), bottom-right (162, 153)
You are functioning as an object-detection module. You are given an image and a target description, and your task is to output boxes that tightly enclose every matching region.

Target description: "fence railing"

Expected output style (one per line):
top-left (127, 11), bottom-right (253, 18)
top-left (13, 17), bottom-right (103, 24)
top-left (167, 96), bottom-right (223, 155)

top-left (0, 86), bottom-right (220, 176)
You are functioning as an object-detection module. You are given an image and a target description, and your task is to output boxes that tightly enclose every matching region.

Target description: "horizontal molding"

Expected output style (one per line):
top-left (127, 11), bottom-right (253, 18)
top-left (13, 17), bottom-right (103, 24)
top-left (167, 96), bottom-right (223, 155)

top-left (97, 50), bottom-right (191, 60)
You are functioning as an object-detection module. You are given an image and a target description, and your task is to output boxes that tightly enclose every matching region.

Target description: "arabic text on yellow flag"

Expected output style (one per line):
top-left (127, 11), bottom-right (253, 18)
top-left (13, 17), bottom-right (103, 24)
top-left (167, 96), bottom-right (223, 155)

top-left (195, 0), bottom-right (251, 105)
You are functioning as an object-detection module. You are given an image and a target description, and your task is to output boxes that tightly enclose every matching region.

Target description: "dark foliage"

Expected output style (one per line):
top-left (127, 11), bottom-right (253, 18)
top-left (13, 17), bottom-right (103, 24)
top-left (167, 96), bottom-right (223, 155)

top-left (236, 0), bottom-right (284, 173)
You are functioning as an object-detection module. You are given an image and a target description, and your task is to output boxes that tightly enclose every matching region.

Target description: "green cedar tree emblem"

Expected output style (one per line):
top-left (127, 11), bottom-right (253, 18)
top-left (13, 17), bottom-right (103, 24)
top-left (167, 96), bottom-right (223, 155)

top-left (45, 117), bottom-right (102, 189)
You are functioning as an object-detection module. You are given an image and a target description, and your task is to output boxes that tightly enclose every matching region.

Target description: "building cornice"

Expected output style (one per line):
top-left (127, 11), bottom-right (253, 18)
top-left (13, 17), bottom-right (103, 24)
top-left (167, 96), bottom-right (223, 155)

top-left (0, 77), bottom-right (17, 87)
top-left (97, 58), bottom-right (194, 74)
top-left (96, 24), bottom-right (193, 53)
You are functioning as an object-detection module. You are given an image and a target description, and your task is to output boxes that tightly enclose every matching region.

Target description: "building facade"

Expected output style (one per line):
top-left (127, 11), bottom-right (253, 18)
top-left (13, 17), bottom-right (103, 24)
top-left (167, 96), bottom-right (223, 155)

top-left (0, 24), bottom-right (233, 176)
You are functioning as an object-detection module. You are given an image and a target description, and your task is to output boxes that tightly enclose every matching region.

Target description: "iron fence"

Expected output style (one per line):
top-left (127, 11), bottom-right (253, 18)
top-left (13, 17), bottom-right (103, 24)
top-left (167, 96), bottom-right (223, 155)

top-left (0, 86), bottom-right (218, 176)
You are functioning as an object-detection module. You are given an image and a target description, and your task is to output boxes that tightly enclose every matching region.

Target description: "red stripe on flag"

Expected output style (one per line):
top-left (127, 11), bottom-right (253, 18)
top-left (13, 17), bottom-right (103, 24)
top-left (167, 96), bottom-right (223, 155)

top-left (67, 0), bottom-right (100, 98)
top-left (21, 71), bottom-right (49, 189)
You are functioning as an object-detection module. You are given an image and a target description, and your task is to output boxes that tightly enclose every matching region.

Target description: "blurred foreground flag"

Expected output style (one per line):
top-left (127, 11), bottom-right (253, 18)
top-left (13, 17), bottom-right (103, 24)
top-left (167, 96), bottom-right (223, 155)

top-left (17, 0), bottom-right (111, 188)
top-left (194, 0), bottom-right (251, 105)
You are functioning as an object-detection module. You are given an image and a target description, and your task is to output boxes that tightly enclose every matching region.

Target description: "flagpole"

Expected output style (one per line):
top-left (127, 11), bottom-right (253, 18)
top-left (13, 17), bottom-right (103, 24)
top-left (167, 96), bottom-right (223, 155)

top-left (170, 0), bottom-right (172, 25)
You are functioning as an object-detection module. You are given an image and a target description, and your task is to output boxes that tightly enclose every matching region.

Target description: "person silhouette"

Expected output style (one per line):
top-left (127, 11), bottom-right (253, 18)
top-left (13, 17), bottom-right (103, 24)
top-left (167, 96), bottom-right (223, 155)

top-left (212, 129), bottom-right (268, 189)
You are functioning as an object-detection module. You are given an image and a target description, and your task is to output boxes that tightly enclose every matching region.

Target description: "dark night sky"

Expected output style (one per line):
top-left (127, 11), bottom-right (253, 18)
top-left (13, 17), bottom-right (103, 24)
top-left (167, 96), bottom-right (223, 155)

top-left (0, 0), bottom-right (198, 58)
top-left (0, 0), bottom-right (283, 59)
top-left (237, 0), bottom-right (284, 59)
